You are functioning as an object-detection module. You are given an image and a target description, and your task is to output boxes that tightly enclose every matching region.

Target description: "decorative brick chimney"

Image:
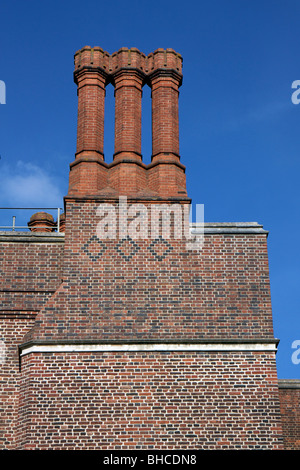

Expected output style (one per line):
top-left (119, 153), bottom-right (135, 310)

top-left (68, 47), bottom-right (187, 199)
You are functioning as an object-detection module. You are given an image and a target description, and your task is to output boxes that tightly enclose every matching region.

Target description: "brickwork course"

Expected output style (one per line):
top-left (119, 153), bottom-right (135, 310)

top-left (0, 46), bottom-right (299, 450)
top-left (278, 380), bottom-right (300, 450)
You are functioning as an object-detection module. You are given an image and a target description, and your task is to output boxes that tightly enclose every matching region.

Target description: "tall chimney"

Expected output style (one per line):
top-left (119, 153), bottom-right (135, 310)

top-left (68, 47), bottom-right (187, 199)
top-left (148, 49), bottom-right (182, 164)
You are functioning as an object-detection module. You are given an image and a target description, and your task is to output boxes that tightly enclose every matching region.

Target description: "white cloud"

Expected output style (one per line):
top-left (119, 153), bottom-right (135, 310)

top-left (0, 160), bottom-right (64, 207)
top-left (224, 100), bottom-right (290, 132)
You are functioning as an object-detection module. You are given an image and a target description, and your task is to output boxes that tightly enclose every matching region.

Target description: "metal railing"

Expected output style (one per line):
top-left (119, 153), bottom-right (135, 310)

top-left (0, 207), bottom-right (64, 232)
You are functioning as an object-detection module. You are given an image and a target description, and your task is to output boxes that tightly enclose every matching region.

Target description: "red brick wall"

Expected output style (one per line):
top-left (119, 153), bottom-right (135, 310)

top-left (18, 351), bottom-right (283, 450)
top-left (0, 236), bottom-right (64, 312)
top-left (0, 315), bottom-right (36, 449)
top-left (0, 235), bottom-right (63, 449)
top-left (24, 200), bottom-right (274, 343)
top-left (14, 201), bottom-right (283, 450)
top-left (278, 380), bottom-right (300, 450)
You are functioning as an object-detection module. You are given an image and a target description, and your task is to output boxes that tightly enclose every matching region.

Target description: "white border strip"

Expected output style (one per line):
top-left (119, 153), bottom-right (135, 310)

top-left (20, 342), bottom-right (277, 356)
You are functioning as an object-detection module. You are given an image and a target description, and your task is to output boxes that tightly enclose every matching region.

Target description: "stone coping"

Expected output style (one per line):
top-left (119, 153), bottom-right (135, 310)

top-left (0, 222), bottom-right (267, 242)
top-left (190, 222), bottom-right (268, 235)
top-left (278, 379), bottom-right (300, 389)
top-left (19, 339), bottom-right (279, 357)
top-left (0, 231), bottom-right (65, 243)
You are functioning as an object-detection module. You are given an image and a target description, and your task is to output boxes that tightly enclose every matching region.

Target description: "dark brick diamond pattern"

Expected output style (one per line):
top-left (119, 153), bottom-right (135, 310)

top-left (115, 235), bottom-right (140, 261)
top-left (82, 235), bottom-right (107, 261)
top-left (147, 236), bottom-right (173, 261)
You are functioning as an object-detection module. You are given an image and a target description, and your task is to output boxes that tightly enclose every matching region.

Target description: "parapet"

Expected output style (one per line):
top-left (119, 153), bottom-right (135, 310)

top-left (73, 46), bottom-right (183, 82)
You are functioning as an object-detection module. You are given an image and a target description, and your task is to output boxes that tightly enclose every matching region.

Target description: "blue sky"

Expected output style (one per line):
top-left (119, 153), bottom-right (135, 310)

top-left (0, 0), bottom-right (299, 379)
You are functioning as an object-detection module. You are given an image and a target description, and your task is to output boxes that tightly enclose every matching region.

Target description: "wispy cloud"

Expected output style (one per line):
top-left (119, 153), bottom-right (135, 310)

top-left (224, 100), bottom-right (290, 132)
top-left (246, 100), bottom-right (290, 122)
top-left (0, 160), bottom-right (64, 207)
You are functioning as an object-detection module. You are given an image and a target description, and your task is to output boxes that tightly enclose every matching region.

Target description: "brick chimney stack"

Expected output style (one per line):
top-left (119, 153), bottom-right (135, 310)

top-left (112, 48), bottom-right (145, 163)
top-left (74, 47), bottom-right (107, 162)
top-left (148, 49), bottom-right (182, 164)
top-left (68, 47), bottom-right (188, 199)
